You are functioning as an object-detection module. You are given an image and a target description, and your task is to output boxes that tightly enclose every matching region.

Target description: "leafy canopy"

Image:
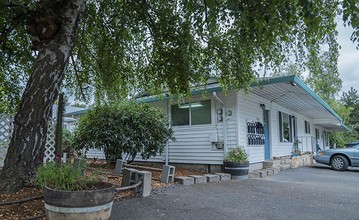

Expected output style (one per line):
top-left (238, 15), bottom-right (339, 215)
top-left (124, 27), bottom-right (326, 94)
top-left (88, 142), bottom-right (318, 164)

top-left (70, 102), bottom-right (174, 162)
top-left (1, 0), bottom-right (359, 111)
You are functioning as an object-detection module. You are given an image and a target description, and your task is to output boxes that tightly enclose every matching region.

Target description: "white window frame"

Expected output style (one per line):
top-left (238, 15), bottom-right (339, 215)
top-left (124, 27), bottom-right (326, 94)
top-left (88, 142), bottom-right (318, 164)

top-left (279, 111), bottom-right (293, 143)
top-left (304, 120), bottom-right (311, 134)
top-left (170, 100), bottom-right (212, 126)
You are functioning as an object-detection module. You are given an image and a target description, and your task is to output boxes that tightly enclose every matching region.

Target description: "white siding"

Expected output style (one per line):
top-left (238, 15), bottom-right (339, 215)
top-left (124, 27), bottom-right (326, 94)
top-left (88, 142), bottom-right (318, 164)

top-left (237, 91), bottom-right (330, 163)
top-left (86, 89), bottom-right (332, 164)
top-left (237, 92), bottom-right (267, 163)
top-left (140, 91), bottom-right (238, 165)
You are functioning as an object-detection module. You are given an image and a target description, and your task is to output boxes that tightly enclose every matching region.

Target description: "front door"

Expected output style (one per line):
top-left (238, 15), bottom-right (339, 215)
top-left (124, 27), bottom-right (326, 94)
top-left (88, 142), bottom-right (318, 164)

top-left (263, 109), bottom-right (270, 160)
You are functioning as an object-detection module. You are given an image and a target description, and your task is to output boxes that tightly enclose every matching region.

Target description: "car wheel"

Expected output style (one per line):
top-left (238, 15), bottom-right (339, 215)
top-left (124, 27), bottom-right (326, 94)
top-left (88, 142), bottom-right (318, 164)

top-left (330, 155), bottom-right (349, 171)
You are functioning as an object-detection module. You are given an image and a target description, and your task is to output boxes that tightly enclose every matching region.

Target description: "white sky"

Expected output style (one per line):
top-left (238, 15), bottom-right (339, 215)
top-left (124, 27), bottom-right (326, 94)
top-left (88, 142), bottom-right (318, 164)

top-left (337, 24), bottom-right (359, 94)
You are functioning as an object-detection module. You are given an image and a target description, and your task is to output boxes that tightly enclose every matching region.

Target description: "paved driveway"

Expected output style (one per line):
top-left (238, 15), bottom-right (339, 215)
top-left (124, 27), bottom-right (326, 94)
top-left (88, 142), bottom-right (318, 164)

top-left (110, 164), bottom-right (359, 220)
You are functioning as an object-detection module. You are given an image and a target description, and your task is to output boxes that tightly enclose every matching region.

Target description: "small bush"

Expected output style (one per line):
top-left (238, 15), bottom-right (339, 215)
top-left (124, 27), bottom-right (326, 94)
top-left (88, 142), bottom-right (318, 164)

top-left (71, 102), bottom-right (174, 162)
top-left (33, 162), bottom-right (97, 191)
top-left (225, 146), bottom-right (249, 163)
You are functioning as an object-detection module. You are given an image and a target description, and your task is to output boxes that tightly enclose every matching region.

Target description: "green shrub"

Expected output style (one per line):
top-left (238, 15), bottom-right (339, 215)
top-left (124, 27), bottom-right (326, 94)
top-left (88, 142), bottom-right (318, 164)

top-left (33, 162), bottom-right (97, 191)
top-left (71, 102), bottom-right (174, 162)
top-left (225, 146), bottom-right (249, 163)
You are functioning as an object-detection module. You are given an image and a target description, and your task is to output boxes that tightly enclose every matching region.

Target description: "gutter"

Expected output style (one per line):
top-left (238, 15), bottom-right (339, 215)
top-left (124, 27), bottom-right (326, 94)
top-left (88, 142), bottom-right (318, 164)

top-left (213, 92), bottom-right (228, 156)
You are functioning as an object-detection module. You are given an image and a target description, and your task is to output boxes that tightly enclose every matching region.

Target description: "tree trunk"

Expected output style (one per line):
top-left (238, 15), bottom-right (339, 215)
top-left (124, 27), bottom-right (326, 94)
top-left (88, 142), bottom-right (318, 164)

top-left (0, 0), bottom-right (86, 194)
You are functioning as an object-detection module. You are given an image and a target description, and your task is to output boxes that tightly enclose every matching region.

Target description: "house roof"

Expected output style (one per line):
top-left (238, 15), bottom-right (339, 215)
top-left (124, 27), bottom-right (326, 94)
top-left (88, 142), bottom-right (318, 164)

top-left (251, 75), bottom-right (348, 132)
top-left (137, 75), bottom-right (349, 132)
top-left (63, 106), bottom-right (89, 117)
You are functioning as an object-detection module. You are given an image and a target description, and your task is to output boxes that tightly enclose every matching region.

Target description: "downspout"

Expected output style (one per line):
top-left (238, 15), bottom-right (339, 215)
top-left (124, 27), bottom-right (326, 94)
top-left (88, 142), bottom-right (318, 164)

top-left (213, 92), bottom-right (228, 156)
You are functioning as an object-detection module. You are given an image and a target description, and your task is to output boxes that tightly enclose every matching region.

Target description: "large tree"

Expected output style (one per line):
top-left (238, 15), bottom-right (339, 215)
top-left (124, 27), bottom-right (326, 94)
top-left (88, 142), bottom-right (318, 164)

top-left (0, 0), bottom-right (358, 193)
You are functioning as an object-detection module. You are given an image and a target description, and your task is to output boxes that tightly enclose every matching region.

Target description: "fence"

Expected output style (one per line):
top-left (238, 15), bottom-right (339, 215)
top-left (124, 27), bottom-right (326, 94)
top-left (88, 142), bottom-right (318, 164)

top-left (0, 114), bottom-right (56, 167)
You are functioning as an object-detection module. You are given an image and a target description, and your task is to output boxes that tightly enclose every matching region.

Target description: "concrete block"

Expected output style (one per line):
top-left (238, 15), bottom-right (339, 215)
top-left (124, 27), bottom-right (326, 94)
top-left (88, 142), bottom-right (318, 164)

top-left (121, 168), bottom-right (137, 187)
top-left (135, 170), bottom-right (152, 197)
top-left (266, 169), bottom-right (274, 176)
top-left (215, 173), bottom-right (231, 181)
top-left (272, 167), bottom-right (280, 175)
top-left (281, 158), bottom-right (292, 164)
top-left (280, 164), bottom-right (291, 171)
top-left (248, 171), bottom-right (260, 179)
top-left (174, 176), bottom-right (194, 185)
top-left (114, 159), bottom-right (126, 175)
top-left (259, 170), bottom-right (267, 178)
top-left (262, 161), bottom-right (273, 169)
top-left (161, 165), bottom-right (175, 183)
top-left (204, 174), bottom-right (220, 182)
top-left (189, 175), bottom-right (207, 184)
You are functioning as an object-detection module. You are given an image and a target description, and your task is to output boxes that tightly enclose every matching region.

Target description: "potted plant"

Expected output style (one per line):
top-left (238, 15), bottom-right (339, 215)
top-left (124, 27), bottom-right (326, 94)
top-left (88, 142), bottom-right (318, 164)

top-left (33, 161), bottom-right (115, 220)
top-left (223, 146), bottom-right (250, 180)
top-left (291, 140), bottom-right (302, 156)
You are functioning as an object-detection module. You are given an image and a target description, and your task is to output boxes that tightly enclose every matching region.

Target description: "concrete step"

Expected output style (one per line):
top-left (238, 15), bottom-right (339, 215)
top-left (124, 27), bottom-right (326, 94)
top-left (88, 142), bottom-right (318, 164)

top-left (279, 164), bottom-right (291, 171)
top-left (263, 160), bottom-right (281, 169)
top-left (281, 158), bottom-right (292, 165)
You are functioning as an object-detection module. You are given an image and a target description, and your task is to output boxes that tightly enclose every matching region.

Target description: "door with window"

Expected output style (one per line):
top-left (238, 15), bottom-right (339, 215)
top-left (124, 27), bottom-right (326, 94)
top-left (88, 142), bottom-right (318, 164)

top-left (264, 110), bottom-right (270, 160)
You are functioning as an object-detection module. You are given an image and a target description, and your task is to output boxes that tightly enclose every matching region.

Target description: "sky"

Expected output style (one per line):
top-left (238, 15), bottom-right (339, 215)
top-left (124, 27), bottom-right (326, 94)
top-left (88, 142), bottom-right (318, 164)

top-left (337, 25), bottom-right (359, 95)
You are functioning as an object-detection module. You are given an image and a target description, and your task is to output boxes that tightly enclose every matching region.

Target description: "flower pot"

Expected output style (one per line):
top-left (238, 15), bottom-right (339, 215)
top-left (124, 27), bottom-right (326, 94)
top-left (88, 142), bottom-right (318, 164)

top-left (223, 161), bottom-right (249, 180)
top-left (44, 182), bottom-right (115, 220)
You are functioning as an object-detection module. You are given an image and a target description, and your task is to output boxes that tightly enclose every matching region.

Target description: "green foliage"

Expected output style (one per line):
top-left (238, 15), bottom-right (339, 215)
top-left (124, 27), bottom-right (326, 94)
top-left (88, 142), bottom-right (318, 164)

top-left (33, 162), bottom-right (97, 191)
top-left (306, 52), bottom-right (342, 101)
top-left (225, 146), bottom-right (249, 163)
top-left (71, 102), bottom-right (174, 162)
top-left (2, 1), bottom-right (358, 109)
top-left (62, 128), bottom-right (73, 152)
top-left (340, 87), bottom-right (359, 142)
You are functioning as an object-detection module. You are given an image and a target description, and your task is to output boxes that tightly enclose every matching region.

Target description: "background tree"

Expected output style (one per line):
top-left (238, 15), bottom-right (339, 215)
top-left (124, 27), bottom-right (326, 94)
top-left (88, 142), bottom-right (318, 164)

top-left (306, 52), bottom-right (342, 101)
top-left (71, 102), bottom-right (174, 163)
top-left (341, 87), bottom-right (359, 139)
top-left (1, 0), bottom-right (359, 193)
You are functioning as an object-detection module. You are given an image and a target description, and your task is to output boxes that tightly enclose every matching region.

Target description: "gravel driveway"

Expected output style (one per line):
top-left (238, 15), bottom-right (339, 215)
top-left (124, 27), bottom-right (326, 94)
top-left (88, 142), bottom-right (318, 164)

top-left (110, 164), bottom-right (359, 220)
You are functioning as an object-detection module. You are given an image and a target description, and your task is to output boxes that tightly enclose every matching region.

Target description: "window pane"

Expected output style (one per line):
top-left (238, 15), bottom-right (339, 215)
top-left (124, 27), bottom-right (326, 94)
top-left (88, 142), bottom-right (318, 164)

top-left (191, 100), bottom-right (211, 125)
top-left (171, 104), bottom-right (189, 126)
top-left (282, 113), bottom-right (290, 142)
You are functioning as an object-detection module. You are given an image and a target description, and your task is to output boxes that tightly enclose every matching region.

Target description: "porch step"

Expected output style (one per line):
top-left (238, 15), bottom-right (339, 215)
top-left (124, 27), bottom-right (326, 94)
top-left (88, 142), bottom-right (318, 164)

top-left (263, 160), bottom-right (281, 169)
top-left (249, 157), bottom-right (291, 179)
top-left (279, 164), bottom-right (291, 171)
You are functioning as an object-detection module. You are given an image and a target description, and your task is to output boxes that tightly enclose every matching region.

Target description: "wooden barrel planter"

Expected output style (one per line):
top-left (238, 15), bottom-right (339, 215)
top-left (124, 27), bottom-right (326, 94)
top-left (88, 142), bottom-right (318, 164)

top-left (223, 161), bottom-right (250, 180)
top-left (44, 182), bottom-right (115, 220)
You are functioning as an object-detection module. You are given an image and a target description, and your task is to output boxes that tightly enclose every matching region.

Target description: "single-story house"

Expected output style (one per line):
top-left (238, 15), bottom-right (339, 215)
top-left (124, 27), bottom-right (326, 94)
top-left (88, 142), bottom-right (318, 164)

top-left (87, 75), bottom-right (349, 170)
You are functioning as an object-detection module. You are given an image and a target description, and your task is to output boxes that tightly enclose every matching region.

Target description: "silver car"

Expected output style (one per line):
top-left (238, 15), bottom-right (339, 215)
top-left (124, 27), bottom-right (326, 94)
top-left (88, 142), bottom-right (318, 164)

top-left (314, 141), bottom-right (359, 171)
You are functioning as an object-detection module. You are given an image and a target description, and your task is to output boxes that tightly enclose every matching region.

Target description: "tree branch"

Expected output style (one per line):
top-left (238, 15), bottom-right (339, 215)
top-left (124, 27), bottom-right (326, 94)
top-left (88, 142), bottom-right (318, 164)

top-left (70, 54), bottom-right (87, 101)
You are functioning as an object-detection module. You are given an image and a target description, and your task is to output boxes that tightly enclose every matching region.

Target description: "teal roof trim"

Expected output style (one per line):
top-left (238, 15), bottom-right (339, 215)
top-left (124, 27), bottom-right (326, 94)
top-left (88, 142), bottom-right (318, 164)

top-left (136, 86), bottom-right (223, 103)
top-left (64, 109), bottom-right (89, 116)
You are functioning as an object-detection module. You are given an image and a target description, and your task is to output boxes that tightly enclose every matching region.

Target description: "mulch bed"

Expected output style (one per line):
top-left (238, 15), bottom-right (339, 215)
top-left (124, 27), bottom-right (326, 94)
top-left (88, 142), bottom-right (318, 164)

top-left (0, 161), bottom-right (205, 219)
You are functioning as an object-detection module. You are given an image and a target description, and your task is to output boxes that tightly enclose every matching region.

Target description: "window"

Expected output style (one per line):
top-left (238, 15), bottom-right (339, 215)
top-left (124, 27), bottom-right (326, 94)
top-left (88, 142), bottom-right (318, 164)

top-left (171, 100), bottom-right (211, 126)
top-left (279, 111), bottom-right (293, 142)
top-left (305, 120), bottom-right (311, 134)
top-left (315, 128), bottom-right (320, 140)
top-left (323, 131), bottom-right (329, 146)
